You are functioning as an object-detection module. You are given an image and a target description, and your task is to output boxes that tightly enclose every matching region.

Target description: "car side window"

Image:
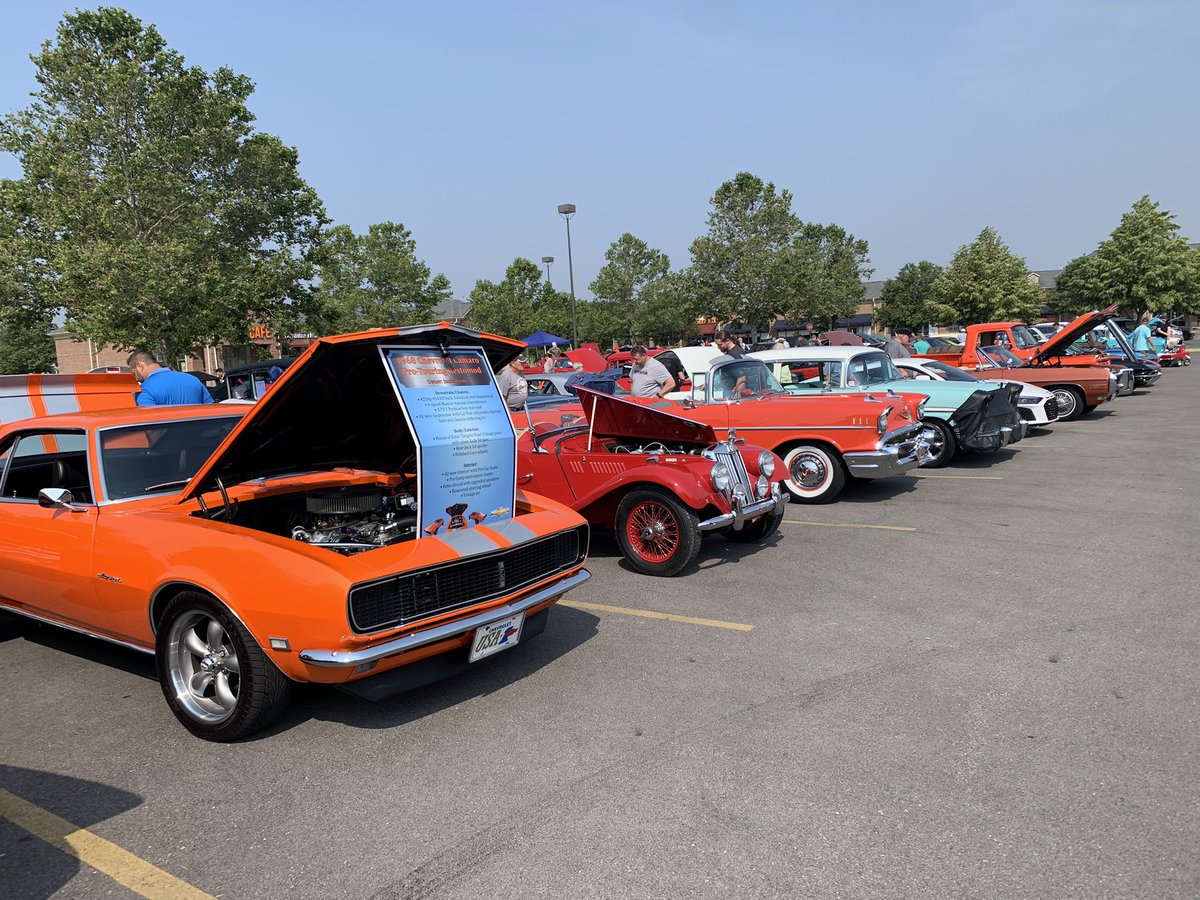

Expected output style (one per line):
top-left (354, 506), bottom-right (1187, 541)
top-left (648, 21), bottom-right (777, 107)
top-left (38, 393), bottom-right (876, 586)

top-left (2, 432), bottom-right (92, 503)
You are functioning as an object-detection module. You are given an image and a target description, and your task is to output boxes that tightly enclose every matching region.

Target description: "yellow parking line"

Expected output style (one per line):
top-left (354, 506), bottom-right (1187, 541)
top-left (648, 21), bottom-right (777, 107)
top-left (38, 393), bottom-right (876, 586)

top-left (916, 473), bottom-right (1003, 480)
top-left (559, 600), bottom-right (753, 632)
top-left (781, 519), bottom-right (916, 532)
top-left (0, 788), bottom-right (213, 900)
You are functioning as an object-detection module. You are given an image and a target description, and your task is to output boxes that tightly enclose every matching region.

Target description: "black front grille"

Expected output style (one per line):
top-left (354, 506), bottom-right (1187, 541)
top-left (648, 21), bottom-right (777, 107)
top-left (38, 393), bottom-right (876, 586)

top-left (1044, 397), bottom-right (1059, 420)
top-left (1017, 407), bottom-right (1034, 422)
top-left (348, 527), bottom-right (587, 633)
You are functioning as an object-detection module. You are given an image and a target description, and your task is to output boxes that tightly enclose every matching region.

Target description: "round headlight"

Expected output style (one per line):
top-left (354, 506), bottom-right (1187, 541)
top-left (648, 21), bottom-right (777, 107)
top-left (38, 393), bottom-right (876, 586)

top-left (711, 462), bottom-right (731, 494)
top-left (756, 474), bottom-right (770, 498)
top-left (757, 450), bottom-right (775, 478)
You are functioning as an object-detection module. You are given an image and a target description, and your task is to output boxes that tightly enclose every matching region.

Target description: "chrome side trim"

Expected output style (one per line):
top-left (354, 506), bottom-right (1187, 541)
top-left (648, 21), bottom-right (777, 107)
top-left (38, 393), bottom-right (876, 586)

top-left (731, 425), bottom-right (873, 431)
top-left (299, 568), bottom-right (591, 668)
top-left (0, 603), bottom-right (153, 656)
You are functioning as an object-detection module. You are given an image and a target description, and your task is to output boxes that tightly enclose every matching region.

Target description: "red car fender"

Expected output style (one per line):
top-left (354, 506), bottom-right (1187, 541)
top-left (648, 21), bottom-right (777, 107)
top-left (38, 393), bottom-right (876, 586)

top-left (570, 462), bottom-right (727, 526)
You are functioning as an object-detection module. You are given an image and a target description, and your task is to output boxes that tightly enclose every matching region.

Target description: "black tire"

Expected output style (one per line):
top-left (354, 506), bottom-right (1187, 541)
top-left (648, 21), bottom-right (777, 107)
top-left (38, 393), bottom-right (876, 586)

top-left (615, 488), bottom-right (701, 576)
top-left (1049, 386), bottom-right (1085, 421)
top-left (918, 419), bottom-right (957, 468)
top-left (156, 591), bottom-right (292, 742)
top-left (781, 443), bottom-right (846, 503)
top-left (725, 510), bottom-right (784, 543)
top-left (1082, 404), bottom-right (1098, 415)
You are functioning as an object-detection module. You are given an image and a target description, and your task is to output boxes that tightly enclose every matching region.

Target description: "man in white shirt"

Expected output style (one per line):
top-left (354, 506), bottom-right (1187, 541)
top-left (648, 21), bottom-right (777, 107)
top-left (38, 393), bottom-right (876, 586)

top-left (629, 346), bottom-right (676, 398)
top-left (496, 357), bottom-right (529, 410)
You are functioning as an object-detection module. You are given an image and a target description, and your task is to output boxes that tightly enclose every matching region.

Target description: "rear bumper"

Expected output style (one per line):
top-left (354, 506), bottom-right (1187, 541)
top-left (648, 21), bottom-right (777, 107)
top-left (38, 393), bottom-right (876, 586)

top-left (699, 484), bottom-right (788, 532)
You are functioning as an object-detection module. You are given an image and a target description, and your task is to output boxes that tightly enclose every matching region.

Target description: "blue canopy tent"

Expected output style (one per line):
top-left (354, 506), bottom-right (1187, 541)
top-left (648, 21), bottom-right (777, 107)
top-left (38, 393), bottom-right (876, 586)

top-left (521, 330), bottom-right (571, 348)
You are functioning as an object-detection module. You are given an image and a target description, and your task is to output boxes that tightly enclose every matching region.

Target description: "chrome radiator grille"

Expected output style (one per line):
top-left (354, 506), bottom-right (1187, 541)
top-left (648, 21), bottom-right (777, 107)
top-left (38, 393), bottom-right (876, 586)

top-left (348, 526), bottom-right (587, 634)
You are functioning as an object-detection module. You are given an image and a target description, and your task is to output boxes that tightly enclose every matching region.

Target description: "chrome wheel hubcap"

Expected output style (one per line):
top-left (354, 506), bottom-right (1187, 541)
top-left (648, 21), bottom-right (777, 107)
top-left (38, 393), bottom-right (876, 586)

top-left (1051, 389), bottom-right (1078, 418)
top-left (166, 611), bottom-right (241, 724)
top-left (790, 452), bottom-right (828, 490)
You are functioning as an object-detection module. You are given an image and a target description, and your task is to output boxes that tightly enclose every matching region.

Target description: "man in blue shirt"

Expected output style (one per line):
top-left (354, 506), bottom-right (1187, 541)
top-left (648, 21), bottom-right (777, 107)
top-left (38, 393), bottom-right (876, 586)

top-left (1128, 318), bottom-right (1155, 354)
top-left (127, 351), bottom-right (214, 406)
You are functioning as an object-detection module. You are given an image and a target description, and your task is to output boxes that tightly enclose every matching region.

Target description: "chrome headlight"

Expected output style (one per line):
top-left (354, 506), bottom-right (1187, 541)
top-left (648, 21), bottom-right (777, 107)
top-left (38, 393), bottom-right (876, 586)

top-left (756, 474), bottom-right (770, 498)
top-left (916, 398), bottom-right (927, 419)
top-left (757, 450), bottom-right (775, 478)
top-left (877, 406), bottom-right (891, 435)
top-left (711, 462), bottom-right (732, 494)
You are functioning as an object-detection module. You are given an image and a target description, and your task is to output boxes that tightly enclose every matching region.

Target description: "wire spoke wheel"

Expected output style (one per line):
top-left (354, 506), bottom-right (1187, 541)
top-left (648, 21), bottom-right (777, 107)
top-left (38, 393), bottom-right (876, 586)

top-left (615, 489), bottom-right (701, 576)
top-left (626, 500), bottom-right (680, 562)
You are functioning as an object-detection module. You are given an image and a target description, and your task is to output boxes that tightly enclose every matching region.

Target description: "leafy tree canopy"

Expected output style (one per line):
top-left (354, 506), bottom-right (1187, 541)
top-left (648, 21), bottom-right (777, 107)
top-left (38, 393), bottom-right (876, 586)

top-left (686, 173), bottom-right (870, 330)
top-left (587, 233), bottom-right (694, 346)
top-left (309, 222), bottom-right (451, 334)
top-left (930, 227), bottom-right (1043, 324)
top-left (0, 7), bottom-right (327, 363)
top-left (0, 178), bottom-right (56, 372)
top-left (874, 260), bottom-right (956, 329)
top-left (1053, 196), bottom-right (1200, 319)
top-left (468, 258), bottom-right (573, 343)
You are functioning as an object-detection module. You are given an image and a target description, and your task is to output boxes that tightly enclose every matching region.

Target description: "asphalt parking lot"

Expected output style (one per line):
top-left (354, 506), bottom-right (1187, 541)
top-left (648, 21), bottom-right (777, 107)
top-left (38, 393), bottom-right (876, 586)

top-left (2, 364), bottom-right (1198, 899)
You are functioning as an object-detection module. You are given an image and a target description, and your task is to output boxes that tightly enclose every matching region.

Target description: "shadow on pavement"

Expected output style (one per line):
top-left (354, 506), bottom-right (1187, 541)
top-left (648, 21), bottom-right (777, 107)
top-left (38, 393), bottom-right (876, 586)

top-left (275, 603), bottom-right (601, 734)
top-left (0, 765), bottom-right (145, 899)
top-left (0, 614), bottom-right (156, 681)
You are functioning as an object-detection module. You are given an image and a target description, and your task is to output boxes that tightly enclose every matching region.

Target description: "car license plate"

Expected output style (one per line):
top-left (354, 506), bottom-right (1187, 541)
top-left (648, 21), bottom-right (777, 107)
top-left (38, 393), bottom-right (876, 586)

top-left (468, 612), bottom-right (525, 663)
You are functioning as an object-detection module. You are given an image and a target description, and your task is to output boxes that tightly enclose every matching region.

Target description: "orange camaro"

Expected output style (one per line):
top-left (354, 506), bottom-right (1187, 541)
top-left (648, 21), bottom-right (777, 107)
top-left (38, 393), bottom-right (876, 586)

top-left (0, 324), bottom-right (590, 741)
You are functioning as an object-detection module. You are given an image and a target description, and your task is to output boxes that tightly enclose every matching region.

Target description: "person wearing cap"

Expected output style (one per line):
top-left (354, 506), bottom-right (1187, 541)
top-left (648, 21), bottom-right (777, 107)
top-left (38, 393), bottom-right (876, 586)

top-left (497, 357), bottom-right (529, 410)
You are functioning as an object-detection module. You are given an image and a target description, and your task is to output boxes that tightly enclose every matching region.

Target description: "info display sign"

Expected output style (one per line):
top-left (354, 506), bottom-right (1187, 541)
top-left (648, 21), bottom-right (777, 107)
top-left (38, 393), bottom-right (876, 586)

top-left (381, 347), bottom-right (517, 538)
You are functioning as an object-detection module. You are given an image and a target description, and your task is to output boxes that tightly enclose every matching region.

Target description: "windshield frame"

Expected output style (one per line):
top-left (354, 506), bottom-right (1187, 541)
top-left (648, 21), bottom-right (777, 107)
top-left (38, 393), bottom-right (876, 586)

top-left (704, 358), bottom-right (785, 402)
top-left (846, 351), bottom-right (903, 386)
top-left (916, 360), bottom-right (980, 382)
top-left (97, 415), bottom-right (242, 503)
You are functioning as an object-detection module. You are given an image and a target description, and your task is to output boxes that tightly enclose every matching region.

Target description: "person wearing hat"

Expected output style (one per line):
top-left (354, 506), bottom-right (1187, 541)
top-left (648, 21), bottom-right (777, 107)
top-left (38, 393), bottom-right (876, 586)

top-left (884, 327), bottom-right (913, 359)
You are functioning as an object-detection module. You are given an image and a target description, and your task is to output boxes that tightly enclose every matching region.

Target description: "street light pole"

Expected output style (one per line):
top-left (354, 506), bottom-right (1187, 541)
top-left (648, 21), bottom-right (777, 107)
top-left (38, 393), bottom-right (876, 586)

top-left (557, 203), bottom-right (578, 347)
top-left (541, 256), bottom-right (554, 285)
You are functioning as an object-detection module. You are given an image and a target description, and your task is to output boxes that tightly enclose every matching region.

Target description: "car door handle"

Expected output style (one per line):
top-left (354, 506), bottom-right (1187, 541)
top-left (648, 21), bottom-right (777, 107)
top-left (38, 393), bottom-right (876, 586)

top-left (518, 473), bottom-right (534, 484)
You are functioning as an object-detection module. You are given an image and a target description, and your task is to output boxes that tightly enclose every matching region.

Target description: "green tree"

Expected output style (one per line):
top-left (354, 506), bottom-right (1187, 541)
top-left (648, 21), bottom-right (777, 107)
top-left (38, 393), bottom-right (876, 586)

top-left (930, 227), bottom-right (1043, 324)
top-left (1053, 196), bottom-right (1200, 319)
top-left (310, 222), bottom-right (452, 333)
top-left (468, 258), bottom-right (547, 340)
top-left (0, 179), bottom-right (56, 372)
top-left (633, 272), bottom-right (699, 345)
top-left (874, 261), bottom-right (956, 329)
top-left (686, 173), bottom-right (802, 327)
top-left (782, 222), bottom-right (872, 329)
top-left (0, 7), bottom-right (327, 363)
top-left (686, 173), bottom-right (872, 331)
top-left (588, 233), bottom-right (674, 345)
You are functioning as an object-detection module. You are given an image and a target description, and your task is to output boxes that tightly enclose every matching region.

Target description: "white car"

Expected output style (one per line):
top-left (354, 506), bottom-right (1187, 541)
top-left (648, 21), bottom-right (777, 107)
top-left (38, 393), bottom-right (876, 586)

top-left (1029, 323), bottom-right (1063, 344)
top-left (894, 357), bottom-right (1061, 426)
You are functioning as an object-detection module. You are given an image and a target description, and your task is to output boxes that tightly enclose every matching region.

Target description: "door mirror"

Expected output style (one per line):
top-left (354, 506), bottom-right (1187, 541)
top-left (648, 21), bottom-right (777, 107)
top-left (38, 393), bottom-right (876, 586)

top-left (913, 373), bottom-right (934, 381)
top-left (38, 487), bottom-right (79, 509)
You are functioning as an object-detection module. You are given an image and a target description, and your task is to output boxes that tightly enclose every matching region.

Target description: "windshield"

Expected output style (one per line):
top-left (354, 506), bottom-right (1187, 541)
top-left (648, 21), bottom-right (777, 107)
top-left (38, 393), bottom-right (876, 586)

top-left (100, 416), bottom-right (241, 500)
top-left (977, 346), bottom-right (1024, 368)
top-left (1010, 325), bottom-right (1041, 350)
top-left (846, 352), bottom-right (901, 386)
top-left (709, 359), bottom-right (784, 400)
top-left (920, 360), bottom-right (980, 382)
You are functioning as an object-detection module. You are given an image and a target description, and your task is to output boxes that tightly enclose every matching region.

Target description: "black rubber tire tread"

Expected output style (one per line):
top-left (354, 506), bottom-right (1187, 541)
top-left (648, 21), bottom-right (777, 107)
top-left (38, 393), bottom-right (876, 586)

top-left (156, 591), bottom-right (292, 742)
top-left (614, 487), bottom-right (701, 577)
top-left (780, 443), bottom-right (846, 504)
top-left (1051, 386), bottom-right (1086, 421)
top-left (918, 419), bottom-right (957, 468)
top-left (725, 510), bottom-right (784, 543)
top-left (1082, 404), bottom-right (1098, 414)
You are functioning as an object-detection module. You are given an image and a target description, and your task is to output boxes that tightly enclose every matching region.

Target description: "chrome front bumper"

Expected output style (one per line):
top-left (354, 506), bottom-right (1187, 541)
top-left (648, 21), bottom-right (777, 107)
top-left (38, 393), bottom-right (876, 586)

top-left (299, 568), bottom-right (591, 668)
top-left (1134, 371), bottom-right (1162, 387)
top-left (699, 484), bottom-right (789, 532)
top-left (844, 426), bottom-right (926, 479)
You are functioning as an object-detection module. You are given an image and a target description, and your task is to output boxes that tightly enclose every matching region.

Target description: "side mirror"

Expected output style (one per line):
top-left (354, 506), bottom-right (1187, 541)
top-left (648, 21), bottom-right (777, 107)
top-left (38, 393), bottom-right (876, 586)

top-left (914, 374), bottom-right (934, 381)
top-left (38, 487), bottom-right (81, 510)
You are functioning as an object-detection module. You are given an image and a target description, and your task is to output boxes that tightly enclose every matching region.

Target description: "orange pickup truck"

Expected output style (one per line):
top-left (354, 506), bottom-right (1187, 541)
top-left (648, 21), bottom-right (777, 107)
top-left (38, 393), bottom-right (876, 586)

top-left (917, 312), bottom-right (1124, 420)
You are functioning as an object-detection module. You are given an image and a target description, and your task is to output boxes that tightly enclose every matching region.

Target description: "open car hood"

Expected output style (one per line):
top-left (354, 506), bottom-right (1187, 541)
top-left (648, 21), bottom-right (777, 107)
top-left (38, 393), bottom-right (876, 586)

top-left (573, 387), bottom-right (718, 447)
top-left (1033, 305), bottom-right (1118, 363)
top-left (179, 323), bottom-right (525, 502)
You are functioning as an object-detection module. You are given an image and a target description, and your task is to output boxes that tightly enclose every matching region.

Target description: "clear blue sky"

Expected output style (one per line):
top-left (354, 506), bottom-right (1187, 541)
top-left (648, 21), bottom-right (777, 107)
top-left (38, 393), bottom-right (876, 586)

top-left (3, 1), bottom-right (1199, 299)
